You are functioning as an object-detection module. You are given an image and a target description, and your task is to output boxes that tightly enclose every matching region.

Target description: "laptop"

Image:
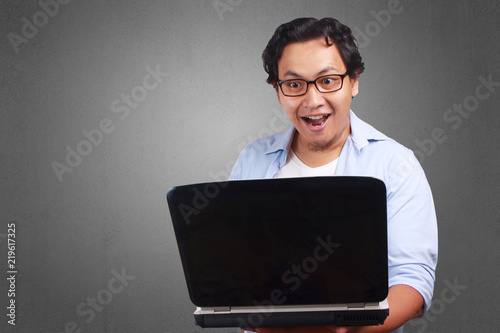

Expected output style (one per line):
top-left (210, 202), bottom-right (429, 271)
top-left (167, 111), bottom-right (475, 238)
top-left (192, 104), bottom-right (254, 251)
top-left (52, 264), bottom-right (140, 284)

top-left (167, 176), bottom-right (389, 328)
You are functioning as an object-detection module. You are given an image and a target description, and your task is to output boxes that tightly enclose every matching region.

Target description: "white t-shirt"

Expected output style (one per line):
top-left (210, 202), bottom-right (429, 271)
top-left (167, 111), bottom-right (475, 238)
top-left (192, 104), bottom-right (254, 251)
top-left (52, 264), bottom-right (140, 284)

top-left (276, 150), bottom-right (339, 178)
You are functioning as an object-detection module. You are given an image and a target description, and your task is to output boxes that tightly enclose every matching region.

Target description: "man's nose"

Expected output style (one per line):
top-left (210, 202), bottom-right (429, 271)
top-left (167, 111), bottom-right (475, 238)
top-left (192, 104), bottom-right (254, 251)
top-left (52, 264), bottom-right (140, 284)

top-left (302, 82), bottom-right (325, 109)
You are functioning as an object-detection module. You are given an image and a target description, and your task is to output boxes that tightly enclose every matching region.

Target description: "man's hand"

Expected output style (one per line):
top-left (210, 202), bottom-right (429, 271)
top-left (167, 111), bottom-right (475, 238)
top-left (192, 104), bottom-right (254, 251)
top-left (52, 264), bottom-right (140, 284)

top-left (242, 326), bottom-right (350, 333)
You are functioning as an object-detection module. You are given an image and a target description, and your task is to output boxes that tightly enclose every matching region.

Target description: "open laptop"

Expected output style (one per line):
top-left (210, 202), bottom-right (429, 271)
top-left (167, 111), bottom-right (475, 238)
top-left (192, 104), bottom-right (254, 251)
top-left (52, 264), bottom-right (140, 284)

top-left (167, 176), bottom-right (389, 328)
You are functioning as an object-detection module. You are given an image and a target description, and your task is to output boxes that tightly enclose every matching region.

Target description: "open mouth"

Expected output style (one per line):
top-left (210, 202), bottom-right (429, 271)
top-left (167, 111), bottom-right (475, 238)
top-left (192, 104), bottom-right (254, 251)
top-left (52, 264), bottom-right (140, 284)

top-left (303, 114), bottom-right (330, 127)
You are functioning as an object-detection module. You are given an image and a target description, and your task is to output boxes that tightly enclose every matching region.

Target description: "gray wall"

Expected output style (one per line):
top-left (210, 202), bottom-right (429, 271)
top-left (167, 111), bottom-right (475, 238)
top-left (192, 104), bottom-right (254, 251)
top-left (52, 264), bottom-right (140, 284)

top-left (1, 0), bottom-right (499, 332)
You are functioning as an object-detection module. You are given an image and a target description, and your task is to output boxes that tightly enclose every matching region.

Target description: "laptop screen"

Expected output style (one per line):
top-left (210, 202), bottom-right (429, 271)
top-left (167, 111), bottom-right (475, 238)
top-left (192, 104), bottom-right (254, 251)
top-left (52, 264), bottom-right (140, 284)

top-left (168, 176), bottom-right (388, 307)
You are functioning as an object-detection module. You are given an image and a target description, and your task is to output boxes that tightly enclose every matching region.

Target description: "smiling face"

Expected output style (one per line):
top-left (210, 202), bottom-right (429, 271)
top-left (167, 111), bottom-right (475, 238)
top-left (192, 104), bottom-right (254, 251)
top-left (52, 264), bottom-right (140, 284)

top-left (276, 37), bottom-right (359, 165)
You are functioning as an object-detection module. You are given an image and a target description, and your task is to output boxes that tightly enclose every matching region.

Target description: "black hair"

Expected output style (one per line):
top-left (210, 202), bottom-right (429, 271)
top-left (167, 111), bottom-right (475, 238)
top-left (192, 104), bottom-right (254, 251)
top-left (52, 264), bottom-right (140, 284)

top-left (262, 17), bottom-right (365, 86)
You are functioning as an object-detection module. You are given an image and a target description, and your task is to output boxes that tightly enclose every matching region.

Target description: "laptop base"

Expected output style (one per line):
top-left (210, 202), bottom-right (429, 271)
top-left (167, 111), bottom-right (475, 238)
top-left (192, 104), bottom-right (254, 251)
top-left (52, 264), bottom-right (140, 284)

top-left (194, 301), bottom-right (389, 328)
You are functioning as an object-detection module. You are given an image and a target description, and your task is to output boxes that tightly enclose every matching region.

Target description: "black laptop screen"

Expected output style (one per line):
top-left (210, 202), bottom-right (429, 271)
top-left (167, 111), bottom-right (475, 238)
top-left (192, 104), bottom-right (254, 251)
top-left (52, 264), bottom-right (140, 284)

top-left (167, 176), bottom-right (388, 307)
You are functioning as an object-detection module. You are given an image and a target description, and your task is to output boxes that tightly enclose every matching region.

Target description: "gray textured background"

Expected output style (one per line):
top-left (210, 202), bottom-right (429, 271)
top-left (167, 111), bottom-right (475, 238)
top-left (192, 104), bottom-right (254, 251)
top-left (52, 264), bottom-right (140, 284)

top-left (1, 0), bottom-right (499, 332)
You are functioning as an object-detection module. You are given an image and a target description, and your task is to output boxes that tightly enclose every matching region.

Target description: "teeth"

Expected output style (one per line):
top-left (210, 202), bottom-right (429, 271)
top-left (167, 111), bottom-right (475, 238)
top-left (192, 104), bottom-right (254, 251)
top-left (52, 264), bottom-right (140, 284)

top-left (306, 115), bottom-right (324, 120)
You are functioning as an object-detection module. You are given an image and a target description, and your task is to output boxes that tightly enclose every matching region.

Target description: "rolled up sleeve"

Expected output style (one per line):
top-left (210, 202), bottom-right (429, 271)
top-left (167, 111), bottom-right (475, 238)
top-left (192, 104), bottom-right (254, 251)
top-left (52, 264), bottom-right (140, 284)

top-left (386, 151), bottom-right (438, 315)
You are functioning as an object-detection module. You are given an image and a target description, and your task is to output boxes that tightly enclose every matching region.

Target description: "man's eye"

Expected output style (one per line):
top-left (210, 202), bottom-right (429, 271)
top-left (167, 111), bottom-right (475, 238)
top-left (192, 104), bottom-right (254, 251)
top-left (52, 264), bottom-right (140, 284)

top-left (287, 81), bottom-right (302, 89)
top-left (321, 77), bottom-right (335, 85)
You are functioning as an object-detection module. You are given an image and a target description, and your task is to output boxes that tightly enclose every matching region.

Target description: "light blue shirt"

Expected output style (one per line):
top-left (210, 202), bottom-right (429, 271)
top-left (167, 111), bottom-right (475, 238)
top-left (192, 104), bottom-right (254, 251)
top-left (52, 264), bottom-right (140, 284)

top-left (231, 111), bottom-right (438, 333)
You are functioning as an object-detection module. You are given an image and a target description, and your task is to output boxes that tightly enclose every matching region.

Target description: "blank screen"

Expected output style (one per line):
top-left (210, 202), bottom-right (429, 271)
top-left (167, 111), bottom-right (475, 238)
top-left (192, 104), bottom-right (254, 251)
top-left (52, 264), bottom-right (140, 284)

top-left (168, 177), bottom-right (388, 307)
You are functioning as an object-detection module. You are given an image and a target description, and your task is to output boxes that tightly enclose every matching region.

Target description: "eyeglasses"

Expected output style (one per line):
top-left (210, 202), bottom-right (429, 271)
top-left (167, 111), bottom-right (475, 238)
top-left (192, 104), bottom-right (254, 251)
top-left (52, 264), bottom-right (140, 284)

top-left (276, 73), bottom-right (348, 97)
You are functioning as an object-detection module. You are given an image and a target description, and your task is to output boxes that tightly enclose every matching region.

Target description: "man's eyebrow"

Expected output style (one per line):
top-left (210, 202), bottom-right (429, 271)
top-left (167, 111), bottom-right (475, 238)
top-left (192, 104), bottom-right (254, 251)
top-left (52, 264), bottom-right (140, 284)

top-left (282, 66), bottom-right (341, 79)
top-left (282, 70), bottom-right (301, 78)
top-left (317, 66), bottom-right (340, 75)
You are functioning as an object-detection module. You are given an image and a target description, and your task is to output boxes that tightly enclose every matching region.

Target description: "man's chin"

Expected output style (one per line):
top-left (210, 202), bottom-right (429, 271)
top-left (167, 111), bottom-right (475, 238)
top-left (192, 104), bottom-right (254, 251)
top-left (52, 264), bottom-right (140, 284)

top-left (306, 138), bottom-right (336, 152)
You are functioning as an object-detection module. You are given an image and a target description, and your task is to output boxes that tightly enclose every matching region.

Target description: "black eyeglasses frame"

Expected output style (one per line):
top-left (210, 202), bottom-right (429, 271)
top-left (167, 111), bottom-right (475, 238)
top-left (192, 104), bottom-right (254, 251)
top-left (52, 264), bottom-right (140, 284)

top-left (276, 73), bottom-right (349, 97)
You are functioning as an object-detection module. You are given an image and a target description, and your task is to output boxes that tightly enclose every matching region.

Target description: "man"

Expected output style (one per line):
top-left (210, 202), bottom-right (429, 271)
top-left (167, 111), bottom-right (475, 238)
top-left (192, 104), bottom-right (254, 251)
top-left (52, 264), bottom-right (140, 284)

top-left (230, 18), bottom-right (438, 333)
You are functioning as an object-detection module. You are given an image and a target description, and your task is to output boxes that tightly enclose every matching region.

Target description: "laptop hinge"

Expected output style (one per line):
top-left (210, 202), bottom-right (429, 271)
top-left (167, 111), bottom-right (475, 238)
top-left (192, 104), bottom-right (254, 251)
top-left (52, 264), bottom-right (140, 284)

top-left (213, 306), bottom-right (231, 312)
top-left (347, 303), bottom-right (365, 309)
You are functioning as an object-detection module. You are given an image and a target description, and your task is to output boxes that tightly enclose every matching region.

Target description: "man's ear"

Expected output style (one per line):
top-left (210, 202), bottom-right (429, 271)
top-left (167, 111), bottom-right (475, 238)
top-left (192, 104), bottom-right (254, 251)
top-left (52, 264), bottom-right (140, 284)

top-left (351, 77), bottom-right (359, 98)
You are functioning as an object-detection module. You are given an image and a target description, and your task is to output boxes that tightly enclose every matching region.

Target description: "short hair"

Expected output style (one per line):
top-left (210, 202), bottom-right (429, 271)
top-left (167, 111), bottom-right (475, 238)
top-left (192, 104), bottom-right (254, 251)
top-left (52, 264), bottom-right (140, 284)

top-left (262, 17), bottom-right (365, 86)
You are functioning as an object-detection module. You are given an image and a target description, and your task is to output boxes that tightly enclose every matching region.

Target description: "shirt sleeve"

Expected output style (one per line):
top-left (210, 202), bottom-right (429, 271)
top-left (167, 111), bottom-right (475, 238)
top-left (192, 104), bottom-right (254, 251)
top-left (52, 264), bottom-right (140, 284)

top-left (386, 149), bottom-right (438, 316)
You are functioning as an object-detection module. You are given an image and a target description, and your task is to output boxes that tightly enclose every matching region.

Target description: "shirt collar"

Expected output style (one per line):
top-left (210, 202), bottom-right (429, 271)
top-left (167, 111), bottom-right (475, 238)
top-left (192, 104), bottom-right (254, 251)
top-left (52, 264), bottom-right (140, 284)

top-left (349, 110), bottom-right (389, 151)
top-left (264, 126), bottom-right (295, 155)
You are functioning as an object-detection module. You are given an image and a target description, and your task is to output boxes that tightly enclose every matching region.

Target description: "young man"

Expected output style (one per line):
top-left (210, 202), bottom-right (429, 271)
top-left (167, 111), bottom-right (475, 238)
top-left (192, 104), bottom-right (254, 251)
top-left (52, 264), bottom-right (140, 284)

top-left (230, 18), bottom-right (438, 333)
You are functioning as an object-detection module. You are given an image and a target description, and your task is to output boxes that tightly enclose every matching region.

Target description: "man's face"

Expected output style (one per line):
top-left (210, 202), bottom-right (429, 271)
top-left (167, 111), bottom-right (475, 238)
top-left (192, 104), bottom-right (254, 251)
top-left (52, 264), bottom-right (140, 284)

top-left (276, 37), bottom-right (358, 154)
